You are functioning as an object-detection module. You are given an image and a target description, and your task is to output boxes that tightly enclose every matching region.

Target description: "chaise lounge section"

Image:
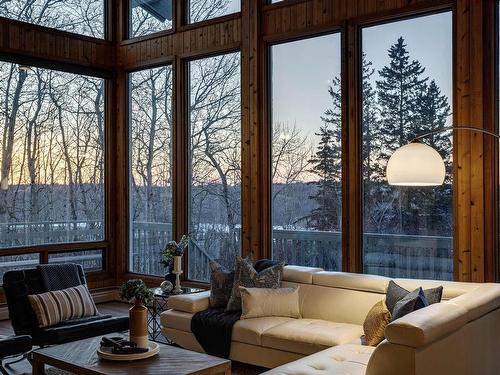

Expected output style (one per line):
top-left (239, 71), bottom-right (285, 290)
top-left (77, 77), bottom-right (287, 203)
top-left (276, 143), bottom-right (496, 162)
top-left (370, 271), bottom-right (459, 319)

top-left (161, 266), bottom-right (500, 375)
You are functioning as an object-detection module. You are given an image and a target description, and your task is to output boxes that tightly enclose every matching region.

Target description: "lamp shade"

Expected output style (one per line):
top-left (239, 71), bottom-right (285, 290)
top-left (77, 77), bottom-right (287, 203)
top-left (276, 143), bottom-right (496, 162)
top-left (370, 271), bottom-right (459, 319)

top-left (386, 142), bottom-right (445, 186)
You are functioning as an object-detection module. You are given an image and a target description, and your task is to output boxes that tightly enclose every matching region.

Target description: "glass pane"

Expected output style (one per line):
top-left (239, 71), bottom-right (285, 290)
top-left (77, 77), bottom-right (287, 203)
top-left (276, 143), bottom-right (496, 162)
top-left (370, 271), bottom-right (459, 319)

top-left (48, 249), bottom-right (103, 272)
top-left (188, 52), bottom-right (241, 281)
top-left (362, 12), bottom-right (453, 280)
top-left (0, 0), bottom-right (104, 38)
top-left (129, 66), bottom-right (173, 276)
top-left (271, 34), bottom-right (342, 270)
top-left (0, 253), bottom-right (39, 284)
top-left (130, 0), bottom-right (173, 38)
top-left (188, 0), bottom-right (240, 24)
top-left (0, 63), bottom-right (105, 248)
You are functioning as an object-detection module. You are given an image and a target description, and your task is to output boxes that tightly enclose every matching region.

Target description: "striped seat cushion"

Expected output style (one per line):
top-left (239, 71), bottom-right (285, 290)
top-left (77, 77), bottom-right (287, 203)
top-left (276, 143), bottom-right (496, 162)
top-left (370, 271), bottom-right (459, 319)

top-left (28, 284), bottom-right (98, 328)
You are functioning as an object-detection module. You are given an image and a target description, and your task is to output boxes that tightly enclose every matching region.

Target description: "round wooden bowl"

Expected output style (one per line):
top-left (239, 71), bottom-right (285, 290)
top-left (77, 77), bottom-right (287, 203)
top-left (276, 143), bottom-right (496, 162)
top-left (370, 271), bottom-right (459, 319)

top-left (97, 341), bottom-right (160, 361)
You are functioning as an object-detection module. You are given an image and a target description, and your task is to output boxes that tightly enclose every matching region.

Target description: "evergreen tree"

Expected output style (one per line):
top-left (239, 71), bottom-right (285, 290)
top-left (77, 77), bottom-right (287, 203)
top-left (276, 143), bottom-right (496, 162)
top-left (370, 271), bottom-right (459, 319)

top-left (305, 124), bottom-right (340, 231)
top-left (377, 36), bottom-right (428, 154)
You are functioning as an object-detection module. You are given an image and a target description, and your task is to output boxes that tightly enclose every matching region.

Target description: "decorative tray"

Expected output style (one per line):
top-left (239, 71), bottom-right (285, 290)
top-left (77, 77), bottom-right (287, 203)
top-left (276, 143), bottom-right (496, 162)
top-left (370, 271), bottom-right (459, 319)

top-left (97, 341), bottom-right (160, 361)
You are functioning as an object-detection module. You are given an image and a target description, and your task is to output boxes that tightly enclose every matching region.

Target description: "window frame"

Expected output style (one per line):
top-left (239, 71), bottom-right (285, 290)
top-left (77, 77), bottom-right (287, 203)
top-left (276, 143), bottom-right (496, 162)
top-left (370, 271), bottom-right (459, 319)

top-left (356, 8), bottom-right (455, 279)
top-left (267, 31), bottom-right (344, 272)
top-left (0, 59), bottom-right (112, 281)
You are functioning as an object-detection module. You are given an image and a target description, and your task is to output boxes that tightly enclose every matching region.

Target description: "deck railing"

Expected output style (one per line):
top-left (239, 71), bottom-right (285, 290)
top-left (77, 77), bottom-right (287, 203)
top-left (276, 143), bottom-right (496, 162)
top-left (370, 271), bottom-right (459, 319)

top-left (0, 221), bottom-right (453, 281)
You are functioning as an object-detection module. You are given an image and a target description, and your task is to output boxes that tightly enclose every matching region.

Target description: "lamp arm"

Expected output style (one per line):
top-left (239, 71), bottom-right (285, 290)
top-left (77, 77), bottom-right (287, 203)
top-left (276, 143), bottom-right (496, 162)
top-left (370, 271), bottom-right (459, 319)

top-left (411, 126), bottom-right (500, 142)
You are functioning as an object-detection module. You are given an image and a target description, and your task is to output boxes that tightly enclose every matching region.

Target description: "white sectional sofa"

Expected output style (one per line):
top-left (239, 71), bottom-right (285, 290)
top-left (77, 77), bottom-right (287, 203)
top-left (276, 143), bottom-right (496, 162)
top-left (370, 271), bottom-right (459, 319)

top-left (160, 266), bottom-right (500, 375)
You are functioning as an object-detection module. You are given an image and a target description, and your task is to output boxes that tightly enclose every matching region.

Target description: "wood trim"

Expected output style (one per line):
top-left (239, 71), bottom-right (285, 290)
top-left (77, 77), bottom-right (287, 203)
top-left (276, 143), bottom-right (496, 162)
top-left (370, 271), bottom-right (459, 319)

top-left (0, 18), bottom-right (114, 73)
top-left (241, 0), bottom-right (266, 260)
top-left (343, 21), bottom-right (362, 273)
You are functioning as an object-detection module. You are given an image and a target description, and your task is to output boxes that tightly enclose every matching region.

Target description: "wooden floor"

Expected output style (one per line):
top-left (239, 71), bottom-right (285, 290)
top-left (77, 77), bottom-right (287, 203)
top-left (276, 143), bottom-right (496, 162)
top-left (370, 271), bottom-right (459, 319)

top-left (0, 302), bottom-right (265, 375)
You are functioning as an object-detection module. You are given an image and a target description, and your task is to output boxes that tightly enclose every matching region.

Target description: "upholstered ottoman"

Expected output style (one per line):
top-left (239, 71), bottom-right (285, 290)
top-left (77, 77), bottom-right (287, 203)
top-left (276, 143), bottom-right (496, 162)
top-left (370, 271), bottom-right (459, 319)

top-left (261, 344), bottom-right (376, 375)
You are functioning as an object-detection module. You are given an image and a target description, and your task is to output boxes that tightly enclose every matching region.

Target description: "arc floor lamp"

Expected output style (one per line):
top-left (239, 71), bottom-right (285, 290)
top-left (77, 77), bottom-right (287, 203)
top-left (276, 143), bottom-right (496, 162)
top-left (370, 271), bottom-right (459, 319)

top-left (386, 126), bottom-right (500, 186)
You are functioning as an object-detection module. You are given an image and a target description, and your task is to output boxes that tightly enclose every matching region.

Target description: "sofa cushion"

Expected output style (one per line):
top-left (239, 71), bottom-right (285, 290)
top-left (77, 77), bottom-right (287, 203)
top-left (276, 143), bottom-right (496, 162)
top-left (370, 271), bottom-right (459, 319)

top-left (166, 290), bottom-right (210, 313)
top-left (240, 287), bottom-right (300, 319)
top-left (261, 344), bottom-right (376, 375)
top-left (232, 317), bottom-right (294, 346)
top-left (261, 319), bottom-right (364, 355)
top-left (392, 287), bottom-right (428, 321)
top-left (392, 278), bottom-right (477, 300)
top-left (283, 266), bottom-right (323, 284)
top-left (313, 272), bottom-right (389, 294)
top-left (161, 309), bottom-right (194, 332)
top-left (386, 280), bottom-right (442, 314)
top-left (363, 300), bottom-right (391, 346)
top-left (209, 260), bottom-right (234, 308)
top-left (226, 258), bottom-right (284, 311)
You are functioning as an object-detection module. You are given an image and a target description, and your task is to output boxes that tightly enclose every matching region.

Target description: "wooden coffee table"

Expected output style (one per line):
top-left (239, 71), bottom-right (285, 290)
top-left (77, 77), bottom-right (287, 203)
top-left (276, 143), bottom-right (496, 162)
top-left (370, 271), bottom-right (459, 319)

top-left (32, 334), bottom-right (231, 375)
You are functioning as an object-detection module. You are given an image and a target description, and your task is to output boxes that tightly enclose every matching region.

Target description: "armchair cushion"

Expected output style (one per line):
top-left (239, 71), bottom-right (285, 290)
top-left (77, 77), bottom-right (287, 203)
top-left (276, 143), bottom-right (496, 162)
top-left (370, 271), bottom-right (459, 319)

top-left (32, 315), bottom-right (129, 345)
top-left (0, 335), bottom-right (32, 358)
top-left (28, 284), bottom-right (98, 328)
top-left (167, 290), bottom-right (210, 313)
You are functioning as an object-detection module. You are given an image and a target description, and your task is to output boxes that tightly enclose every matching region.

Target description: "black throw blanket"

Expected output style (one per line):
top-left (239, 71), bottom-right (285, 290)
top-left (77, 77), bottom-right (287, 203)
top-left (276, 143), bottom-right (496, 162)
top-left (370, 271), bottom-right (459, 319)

top-left (191, 308), bottom-right (241, 358)
top-left (191, 259), bottom-right (280, 358)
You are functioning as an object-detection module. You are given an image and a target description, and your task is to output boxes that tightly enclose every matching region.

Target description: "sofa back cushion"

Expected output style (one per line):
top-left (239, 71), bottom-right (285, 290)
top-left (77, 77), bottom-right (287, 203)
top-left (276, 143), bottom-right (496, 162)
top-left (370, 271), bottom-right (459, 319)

top-left (281, 267), bottom-right (484, 326)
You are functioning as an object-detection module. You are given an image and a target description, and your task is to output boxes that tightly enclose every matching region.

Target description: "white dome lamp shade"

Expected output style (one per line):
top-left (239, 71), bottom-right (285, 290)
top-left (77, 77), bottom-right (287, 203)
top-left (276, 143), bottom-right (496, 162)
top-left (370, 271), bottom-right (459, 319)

top-left (386, 142), bottom-right (446, 186)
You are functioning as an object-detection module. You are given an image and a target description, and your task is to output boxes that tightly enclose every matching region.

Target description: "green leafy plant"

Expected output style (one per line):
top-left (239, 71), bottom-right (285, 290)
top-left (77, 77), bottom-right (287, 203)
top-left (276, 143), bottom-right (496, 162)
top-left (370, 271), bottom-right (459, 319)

top-left (160, 234), bottom-right (190, 268)
top-left (120, 279), bottom-right (153, 305)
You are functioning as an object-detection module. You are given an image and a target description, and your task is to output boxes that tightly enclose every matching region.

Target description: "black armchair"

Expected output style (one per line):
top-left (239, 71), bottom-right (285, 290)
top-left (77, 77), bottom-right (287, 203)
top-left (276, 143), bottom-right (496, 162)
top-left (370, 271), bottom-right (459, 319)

top-left (0, 335), bottom-right (32, 375)
top-left (3, 264), bottom-right (129, 346)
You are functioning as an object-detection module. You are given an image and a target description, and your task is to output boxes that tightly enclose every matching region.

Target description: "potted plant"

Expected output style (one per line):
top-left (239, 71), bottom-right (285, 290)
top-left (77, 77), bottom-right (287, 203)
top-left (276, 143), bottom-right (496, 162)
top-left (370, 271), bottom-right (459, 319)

top-left (160, 235), bottom-right (189, 294)
top-left (120, 279), bottom-right (153, 349)
top-left (161, 235), bottom-right (189, 274)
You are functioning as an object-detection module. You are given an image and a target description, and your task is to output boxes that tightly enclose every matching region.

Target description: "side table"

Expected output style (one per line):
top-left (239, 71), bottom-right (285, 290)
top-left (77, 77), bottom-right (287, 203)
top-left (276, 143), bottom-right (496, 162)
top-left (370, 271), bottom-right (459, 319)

top-left (147, 286), bottom-right (204, 343)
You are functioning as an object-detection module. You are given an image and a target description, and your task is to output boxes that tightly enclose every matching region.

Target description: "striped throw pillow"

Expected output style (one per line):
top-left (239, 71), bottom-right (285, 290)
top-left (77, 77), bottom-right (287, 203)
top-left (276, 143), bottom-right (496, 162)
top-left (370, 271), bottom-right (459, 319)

top-left (28, 284), bottom-right (98, 328)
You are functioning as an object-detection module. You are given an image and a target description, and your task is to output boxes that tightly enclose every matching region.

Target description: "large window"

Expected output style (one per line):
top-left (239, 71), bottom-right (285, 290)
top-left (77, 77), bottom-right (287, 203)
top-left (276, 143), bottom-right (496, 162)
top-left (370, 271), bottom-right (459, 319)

top-left (0, 63), bottom-right (105, 250)
top-left (187, 0), bottom-right (240, 24)
top-left (362, 12), bottom-right (453, 280)
top-left (129, 66), bottom-right (173, 276)
top-left (270, 34), bottom-right (342, 270)
top-left (0, 0), bottom-right (104, 38)
top-left (188, 52), bottom-right (241, 281)
top-left (130, 0), bottom-right (173, 38)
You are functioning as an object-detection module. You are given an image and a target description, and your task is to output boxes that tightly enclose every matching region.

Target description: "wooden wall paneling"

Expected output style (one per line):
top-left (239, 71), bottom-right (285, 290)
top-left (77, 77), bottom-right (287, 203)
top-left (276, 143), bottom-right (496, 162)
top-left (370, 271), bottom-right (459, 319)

top-left (482, 0), bottom-right (498, 281)
top-left (119, 17), bottom-right (241, 70)
top-left (343, 21), bottom-right (363, 273)
top-left (0, 18), bottom-right (114, 73)
top-left (241, 0), bottom-right (266, 260)
top-left (173, 55), bottom-right (189, 279)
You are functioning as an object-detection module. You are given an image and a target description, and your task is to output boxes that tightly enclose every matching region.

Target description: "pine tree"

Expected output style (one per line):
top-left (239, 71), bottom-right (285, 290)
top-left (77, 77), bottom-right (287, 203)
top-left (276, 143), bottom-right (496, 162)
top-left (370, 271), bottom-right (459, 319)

top-left (304, 76), bottom-right (342, 232)
top-left (377, 37), bottom-right (428, 154)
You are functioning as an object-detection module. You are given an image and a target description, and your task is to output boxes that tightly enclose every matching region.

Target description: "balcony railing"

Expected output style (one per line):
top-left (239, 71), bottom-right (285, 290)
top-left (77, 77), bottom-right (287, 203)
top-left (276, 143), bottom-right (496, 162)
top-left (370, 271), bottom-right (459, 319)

top-left (0, 221), bottom-right (453, 282)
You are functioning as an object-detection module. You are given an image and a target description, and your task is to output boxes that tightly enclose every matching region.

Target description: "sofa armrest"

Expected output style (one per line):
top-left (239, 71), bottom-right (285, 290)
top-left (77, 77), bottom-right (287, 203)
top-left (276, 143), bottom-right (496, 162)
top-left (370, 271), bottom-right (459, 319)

top-left (166, 291), bottom-right (210, 313)
top-left (385, 302), bottom-right (467, 348)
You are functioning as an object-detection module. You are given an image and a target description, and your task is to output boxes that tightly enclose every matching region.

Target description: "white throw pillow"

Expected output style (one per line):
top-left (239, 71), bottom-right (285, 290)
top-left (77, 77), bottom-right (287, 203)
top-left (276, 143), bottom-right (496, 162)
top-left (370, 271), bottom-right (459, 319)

top-left (239, 286), bottom-right (301, 319)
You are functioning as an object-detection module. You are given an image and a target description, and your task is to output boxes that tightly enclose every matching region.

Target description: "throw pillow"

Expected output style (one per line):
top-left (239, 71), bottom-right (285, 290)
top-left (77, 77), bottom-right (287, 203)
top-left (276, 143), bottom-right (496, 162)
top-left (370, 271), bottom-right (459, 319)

top-left (28, 284), bottom-right (98, 328)
top-left (392, 287), bottom-right (428, 321)
top-left (240, 286), bottom-right (301, 319)
top-left (386, 280), bottom-right (443, 314)
top-left (363, 300), bottom-right (392, 346)
top-left (225, 257), bottom-right (284, 311)
top-left (209, 260), bottom-right (234, 308)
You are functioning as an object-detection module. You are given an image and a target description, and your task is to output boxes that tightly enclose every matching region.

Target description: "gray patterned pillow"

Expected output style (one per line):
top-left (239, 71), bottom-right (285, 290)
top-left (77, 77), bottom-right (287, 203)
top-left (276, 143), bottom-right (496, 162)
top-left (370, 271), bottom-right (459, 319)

top-left (225, 257), bottom-right (284, 312)
top-left (209, 260), bottom-right (234, 308)
top-left (386, 280), bottom-right (443, 314)
top-left (392, 287), bottom-right (428, 321)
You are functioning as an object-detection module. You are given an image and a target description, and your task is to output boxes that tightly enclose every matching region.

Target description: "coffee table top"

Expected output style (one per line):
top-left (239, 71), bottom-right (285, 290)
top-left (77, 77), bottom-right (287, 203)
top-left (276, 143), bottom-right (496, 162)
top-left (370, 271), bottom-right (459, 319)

top-left (33, 333), bottom-right (231, 375)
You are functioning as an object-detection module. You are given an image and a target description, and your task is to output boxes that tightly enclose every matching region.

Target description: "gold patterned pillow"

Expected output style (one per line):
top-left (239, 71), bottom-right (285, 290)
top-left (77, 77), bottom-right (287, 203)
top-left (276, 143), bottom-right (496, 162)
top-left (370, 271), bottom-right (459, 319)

top-left (363, 300), bottom-right (391, 346)
top-left (28, 284), bottom-right (98, 328)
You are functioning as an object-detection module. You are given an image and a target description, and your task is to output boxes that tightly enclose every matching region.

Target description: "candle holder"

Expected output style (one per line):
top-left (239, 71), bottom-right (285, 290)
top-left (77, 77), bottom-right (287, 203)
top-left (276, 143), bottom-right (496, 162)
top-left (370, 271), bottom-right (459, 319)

top-left (172, 271), bottom-right (183, 294)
